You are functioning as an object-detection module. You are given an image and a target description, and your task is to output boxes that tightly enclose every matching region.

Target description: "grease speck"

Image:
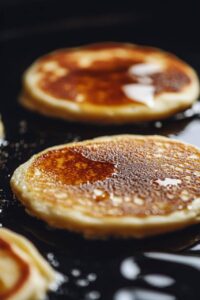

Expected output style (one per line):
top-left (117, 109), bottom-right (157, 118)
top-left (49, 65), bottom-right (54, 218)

top-left (76, 279), bottom-right (89, 287)
top-left (71, 269), bottom-right (81, 277)
top-left (85, 291), bottom-right (101, 300)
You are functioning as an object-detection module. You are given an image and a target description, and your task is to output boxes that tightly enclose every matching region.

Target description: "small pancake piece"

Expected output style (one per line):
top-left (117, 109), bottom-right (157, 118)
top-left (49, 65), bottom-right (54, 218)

top-left (20, 43), bottom-right (199, 124)
top-left (0, 117), bottom-right (4, 138)
top-left (0, 228), bottom-right (60, 300)
top-left (11, 135), bottom-right (200, 238)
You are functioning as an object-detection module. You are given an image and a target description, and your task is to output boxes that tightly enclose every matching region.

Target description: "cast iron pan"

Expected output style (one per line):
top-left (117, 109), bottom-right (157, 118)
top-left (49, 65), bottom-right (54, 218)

top-left (1, 18), bottom-right (200, 300)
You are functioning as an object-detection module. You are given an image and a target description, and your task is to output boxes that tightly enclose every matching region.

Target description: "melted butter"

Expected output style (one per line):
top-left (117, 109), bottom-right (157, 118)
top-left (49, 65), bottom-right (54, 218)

top-left (124, 63), bottom-right (164, 107)
top-left (122, 84), bottom-right (155, 107)
top-left (128, 63), bottom-right (163, 77)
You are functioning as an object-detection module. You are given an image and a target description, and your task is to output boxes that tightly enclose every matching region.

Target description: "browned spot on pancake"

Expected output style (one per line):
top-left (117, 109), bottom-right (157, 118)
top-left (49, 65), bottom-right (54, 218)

top-left (32, 148), bottom-right (115, 185)
top-left (26, 137), bottom-right (200, 218)
top-left (37, 44), bottom-right (191, 106)
top-left (153, 67), bottom-right (190, 94)
top-left (39, 60), bottom-right (139, 105)
top-left (0, 238), bottom-right (29, 299)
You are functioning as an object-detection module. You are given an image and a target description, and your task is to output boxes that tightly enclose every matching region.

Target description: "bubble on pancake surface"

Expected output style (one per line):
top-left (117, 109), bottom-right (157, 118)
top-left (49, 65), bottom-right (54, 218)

top-left (24, 136), bottom-right (200, 218)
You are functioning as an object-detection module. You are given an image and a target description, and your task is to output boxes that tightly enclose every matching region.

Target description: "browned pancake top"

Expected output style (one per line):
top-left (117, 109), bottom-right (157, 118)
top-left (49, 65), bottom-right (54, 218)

top-left (27, 137), bottom-right (200, 218)
top-left (0, 238), bottom-right (29, 299)
top-left (36, 43), bottom-right (190, 106)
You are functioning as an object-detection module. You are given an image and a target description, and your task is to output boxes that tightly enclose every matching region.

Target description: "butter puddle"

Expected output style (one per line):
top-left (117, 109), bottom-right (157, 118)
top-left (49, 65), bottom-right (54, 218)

top-left (122, 84), bottom-right (155, 108)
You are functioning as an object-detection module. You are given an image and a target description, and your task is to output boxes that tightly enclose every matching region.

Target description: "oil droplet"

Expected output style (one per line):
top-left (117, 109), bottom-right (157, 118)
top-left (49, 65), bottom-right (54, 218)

top-left (85, 291), bottom-right (101, 300)
top-left (145, 252), bottom-right (200, 269)
top-left (143, 274), bottom-right (175, 287)
top-left (176, 102), bottom-right (200, 119)
top-left (87, 273), bottom-right (97, 282)
top-left (120, 257), bottom-right (140, 280)
top-left (114, 288), bottom-right (175, 300)
top-left (154, 121), bottom-right (163, 128)
top-left (50, 272), bottom-right (67, 292)
top-left (189, 243), bottom-right (200, 251)
top-left (76, 279), bottom-right (89, 287)
top-left (47, 253), bottom-right (59, 267)
top-left (0, 139), bottom-right (8, 146)
top-left (71, 269), bottom-right (81, 277)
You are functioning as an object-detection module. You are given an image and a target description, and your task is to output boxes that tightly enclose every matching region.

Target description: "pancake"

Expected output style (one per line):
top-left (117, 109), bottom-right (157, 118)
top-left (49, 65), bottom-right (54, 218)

top-left (0, 117), bottom-right (4, 138)
top-left (0, 228), bottom-right (61, 300)
top-left (20, 42), bottom-right (199, 124)
top-left (10, 135), bottom-right (200, 238)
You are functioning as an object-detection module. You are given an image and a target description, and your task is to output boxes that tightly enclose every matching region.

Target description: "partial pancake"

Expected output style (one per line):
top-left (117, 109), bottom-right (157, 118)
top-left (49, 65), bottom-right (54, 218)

top-left (20, 43), bottom-right (199, 124)
top-left (11, 135), bottom-right (200, 239)
top-left (0, 117), bottom-right (4, 138)
top-left (0, 228), bottom-right (60, 300)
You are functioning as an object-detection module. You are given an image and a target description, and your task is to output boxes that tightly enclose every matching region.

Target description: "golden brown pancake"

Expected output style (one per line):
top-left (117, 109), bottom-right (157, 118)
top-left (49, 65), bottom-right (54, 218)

top-left (0, 228), bottom-right (60, 300)
top-left (20, 43), bottom-right (199, 124)
top-left (11, 135), bottom-right (200, 238)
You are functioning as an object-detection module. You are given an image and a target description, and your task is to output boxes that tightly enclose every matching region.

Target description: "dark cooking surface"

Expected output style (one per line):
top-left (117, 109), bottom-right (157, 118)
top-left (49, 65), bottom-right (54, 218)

top-left (2, 9), bottom-right (200, 299)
